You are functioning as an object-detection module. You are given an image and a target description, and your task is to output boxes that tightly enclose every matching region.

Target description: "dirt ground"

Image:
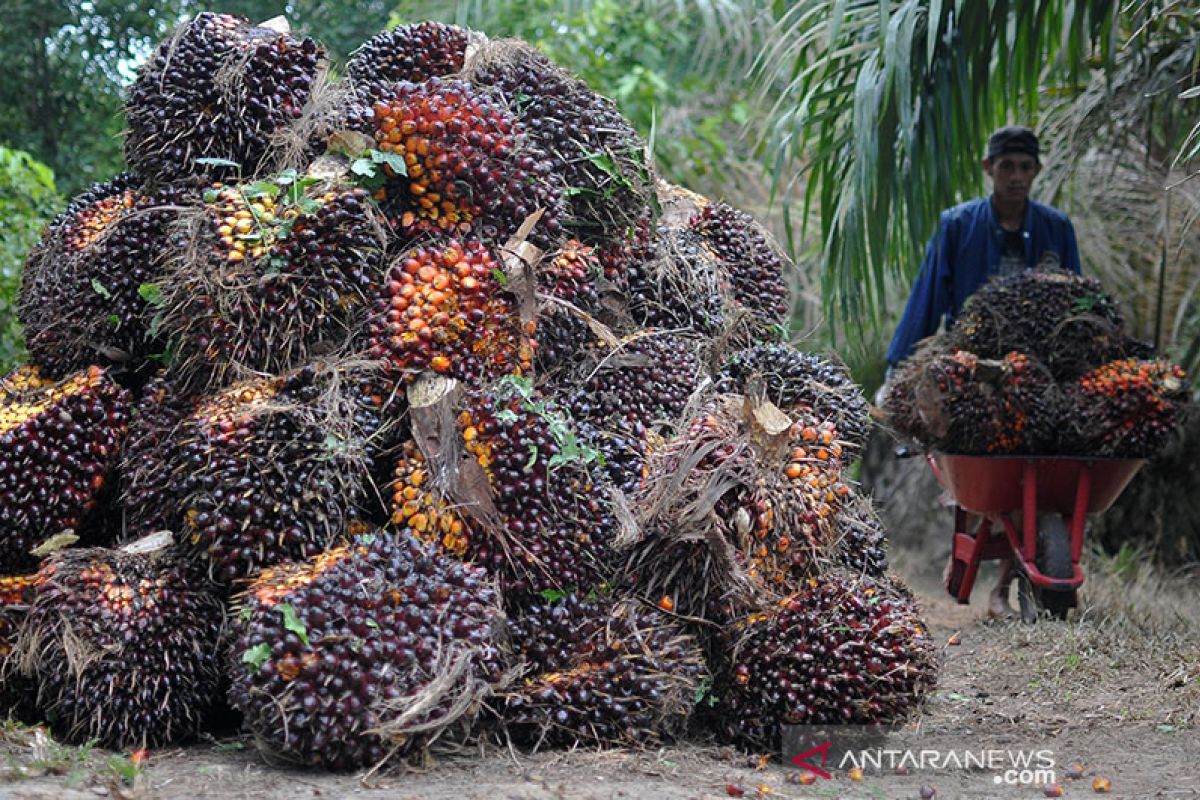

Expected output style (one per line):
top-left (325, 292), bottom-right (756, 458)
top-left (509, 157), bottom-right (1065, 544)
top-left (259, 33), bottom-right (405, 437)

top-left (2, 536), bottom-right (1197, 800)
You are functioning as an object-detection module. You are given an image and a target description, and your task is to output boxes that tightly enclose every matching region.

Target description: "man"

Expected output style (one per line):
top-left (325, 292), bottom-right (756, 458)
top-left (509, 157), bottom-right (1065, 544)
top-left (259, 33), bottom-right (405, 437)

top-left (886, 125), bottom-right (1081, 618)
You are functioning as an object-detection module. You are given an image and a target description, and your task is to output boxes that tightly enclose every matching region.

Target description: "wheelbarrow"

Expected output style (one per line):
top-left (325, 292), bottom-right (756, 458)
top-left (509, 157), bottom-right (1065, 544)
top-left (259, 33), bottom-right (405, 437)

top-left (926, 454), bottom-right (1144, 622)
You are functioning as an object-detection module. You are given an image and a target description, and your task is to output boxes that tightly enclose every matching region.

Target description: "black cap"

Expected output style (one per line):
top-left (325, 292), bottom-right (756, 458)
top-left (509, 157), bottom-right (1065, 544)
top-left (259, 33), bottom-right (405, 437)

top-left (986, 126), bottom-right (1039, 161)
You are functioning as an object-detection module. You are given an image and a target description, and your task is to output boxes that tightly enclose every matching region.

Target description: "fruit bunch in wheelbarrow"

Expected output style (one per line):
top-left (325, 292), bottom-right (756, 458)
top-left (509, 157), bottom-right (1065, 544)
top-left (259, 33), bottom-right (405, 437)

top-left (880, 269), bottom-right (1192, 457)
top-left (0, 13), bottom-right (938, 770)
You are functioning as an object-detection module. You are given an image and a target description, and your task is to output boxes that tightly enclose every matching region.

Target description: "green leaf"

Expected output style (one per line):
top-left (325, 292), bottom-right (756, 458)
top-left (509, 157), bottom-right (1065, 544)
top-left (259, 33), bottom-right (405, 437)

top-left (538, 588), bottom-right (571, 603)
top-left (276, 604), bottom-right (309, 645)
top-left (195, 157), bottom-right (241, 169)
top-left (369, 149), bottom-right (408, 176)
top-left (491, 266), bottom-right (509, 286)
top-left (366, 619), bottom-right (380, 630)
top-left (137, 282), bottom-right (164, 306)
top-left (495, 409), bottom-right (519, 424)
top-left (275, 169), bottom-right (299, 185)
top-left (202, 188), bottom-right (220, 203)
top-left (242, 643), bottom-right (271, 672)
top-left (107, 314), bottom-right (120, 330)
top-left (90, 278), bottom-right (112, 300)
top-left (350, 159), bottom-right (377, 177)
top-left (242, 181), bottom-right (280, 199)
top-left (525, 445), bottom-right (539, 469)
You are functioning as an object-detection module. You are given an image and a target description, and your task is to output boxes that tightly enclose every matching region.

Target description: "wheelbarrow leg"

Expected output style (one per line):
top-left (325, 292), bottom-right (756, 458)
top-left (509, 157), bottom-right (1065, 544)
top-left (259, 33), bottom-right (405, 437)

top-left (948, 507), bottom-right (992, 604)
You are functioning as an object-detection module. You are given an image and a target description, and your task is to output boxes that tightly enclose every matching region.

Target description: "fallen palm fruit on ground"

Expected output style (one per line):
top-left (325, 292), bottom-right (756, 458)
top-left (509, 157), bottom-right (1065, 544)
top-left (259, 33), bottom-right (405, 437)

top-left (0, 12), bottom-right (938, 772)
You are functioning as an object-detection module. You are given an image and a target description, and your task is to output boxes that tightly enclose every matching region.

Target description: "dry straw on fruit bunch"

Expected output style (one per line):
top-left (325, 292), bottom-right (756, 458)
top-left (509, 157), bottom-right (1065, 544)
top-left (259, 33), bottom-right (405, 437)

top-left (0, 13), bottom-right (936, 769)
top-left (880, 269), bottom-right (1192, 457)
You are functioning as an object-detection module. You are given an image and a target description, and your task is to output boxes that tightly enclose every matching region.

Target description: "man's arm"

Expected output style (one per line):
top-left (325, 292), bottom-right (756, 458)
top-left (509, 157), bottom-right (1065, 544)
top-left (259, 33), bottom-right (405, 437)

top-left (885, 213), bottom-right (956, 366)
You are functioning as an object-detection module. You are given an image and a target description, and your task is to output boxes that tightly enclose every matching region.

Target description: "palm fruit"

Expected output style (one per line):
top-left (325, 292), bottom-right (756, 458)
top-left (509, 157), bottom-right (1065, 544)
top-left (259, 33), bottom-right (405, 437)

top-left (534, 240), bottom-right (603, 372)
top-left (596, 210), bottom-right (654, 293)
top-left (623, 396), bottom-right (852, 624)
top-left (501, 596), bottom-right (707, 748)
top-left (125, 12), bottom-right (324, 182)
top-left (368, 239), bottom-right (534, 385)
top-left (20, 179), bottom-right (198, 380)
top-left (0, 365), bottom-right (130, 573)
top-left (914, 349), bottom-right (1060, 454)
top-left (716, 343), bottom-right (871, 453)
top-left (227, 531), bottom-right (504, 770)
top-left (712, 572), bottom-right (936, 750)
top-left (949, 269), bottom-right (1125, 379)
top-left (1063, 358), bottom-right (1189, 457)
top-left (347, 21), bottom-right (471, 96)
top-left (831, 496), bottom-right (889, 578)
top-left (449, 380), bottom-right (617, 599)
top-left (468, 42), bottom-right (652, 242)
top-left (0, 574), bottom-right (37, 720)
top-left (367, 77), bottom-right (565, 247)
top-left (553, 333), bottom-right (703, 492)
top-left (624, 225), bottom-right (727, 335)
top-left (389, 439), bottom-right (473, 558)
top-left (161, 180), bottom-right (384, 389)
top-left (17, 545), bottom-right (223, 748)
top-left (122, 365), bottom-right (371, 585)
top-left (691, 203), bottom-right (790, 328)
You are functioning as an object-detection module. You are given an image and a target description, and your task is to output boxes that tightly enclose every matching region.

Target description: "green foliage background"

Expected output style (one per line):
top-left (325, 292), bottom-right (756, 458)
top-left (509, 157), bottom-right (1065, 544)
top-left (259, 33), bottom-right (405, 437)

top-left (0, 147), bottom-right (59, 373)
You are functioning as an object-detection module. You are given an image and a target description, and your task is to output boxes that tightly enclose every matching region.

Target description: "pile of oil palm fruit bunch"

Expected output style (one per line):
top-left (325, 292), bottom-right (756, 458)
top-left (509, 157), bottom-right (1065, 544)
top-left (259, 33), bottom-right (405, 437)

top-left (881, 269), bottom-right (1192, 457)
top-left (0, 13), bottom-right (936, 770)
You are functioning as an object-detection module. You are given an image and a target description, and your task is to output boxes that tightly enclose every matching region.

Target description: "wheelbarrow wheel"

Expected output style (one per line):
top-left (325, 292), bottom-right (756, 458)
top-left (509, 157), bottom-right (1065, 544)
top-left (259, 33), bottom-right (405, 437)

top-left (1017, 514), bottom-right (1075, 622)
top-left (1036, 515), bottom-right (1075, 620)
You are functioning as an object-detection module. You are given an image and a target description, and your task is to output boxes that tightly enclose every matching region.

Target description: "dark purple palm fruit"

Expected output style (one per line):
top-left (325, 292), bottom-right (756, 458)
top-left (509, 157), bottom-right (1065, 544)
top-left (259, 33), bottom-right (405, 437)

top-left (0, 365), bottom-right (130, 573)
top-left (502, 595), bottom-right (707, 748)
top-left (227, 530), bottom-right (505, 770)
top-left (346, 21), bottom-right (471, 102)
top-left (121, 365), bottom-right (371, 586)
top-left (451, 379), bottom-right (618, 601)
top-left (18, 544), bottom-right (224, 748)
top-left (125, 12), bottom-right (325, 183)
top-left (534, 240), bottom-right (603, 373)
top-left (468, 41), bottom-right (653, 243)
top-left (712, 571), bottom-right (936, 751)
top-left (691, 202), bottom-right (791, 329)
top-left (715, 342), bottom-right (871, 454)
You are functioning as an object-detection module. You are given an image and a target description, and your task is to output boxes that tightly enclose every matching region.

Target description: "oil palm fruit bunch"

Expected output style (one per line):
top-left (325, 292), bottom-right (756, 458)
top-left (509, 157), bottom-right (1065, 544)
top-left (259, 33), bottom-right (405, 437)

top-left (125, 12), bottom-right (324, 183)
top-left (623, 225), bottom-right (726, 336)
top-left (347, 21), bottom-right (471, 97)
top-left (878, 339), bottom-right (951, 442)
top-left (468, 41), bottom-right (652, 242)
top-left (624, 396), bottom-right (851, 623)
top-left (533, 240), bottom-right (603, 372)
top-left (0, 574), bottom-right (38, 720)
top-left (949, 269), bottom-right (1125, 379)
top-left (368, 238), bottom-right (534, 385)
top-left (501, 595), bottom-right (707, 748)
top-left (123, 365), bottom-right (371, 585)
top-left (915, 349), bottom-right (1059, 454)
top-left (19, 176), bottom-right (197, 379)
top-left (1063, 358), bottom-right (1189, 457)
top-left (17, 543), bottom-right (224, 748)
top-left (389, 439), bottom-right (474, 558)
top-left (716, 343), bottom-right (871, 453)
top-left (450, 379), bottom-right (616, 599)
top-left (367, 77), bottom-right (565, 247)
top-left (227, 530), bottom-right (504, 769)
top-left (831, 496), bottom-right (889, 578)
top-left (0, 365), bottom-right (130, 573)
top-left (161, 179), bottom-right (384, 389)
top-left (712, 572), bottom-right (935, 750)
top-left (555, 333), bottom-right (703, 491)
top-left (691, 203), bottom-right (790, 330)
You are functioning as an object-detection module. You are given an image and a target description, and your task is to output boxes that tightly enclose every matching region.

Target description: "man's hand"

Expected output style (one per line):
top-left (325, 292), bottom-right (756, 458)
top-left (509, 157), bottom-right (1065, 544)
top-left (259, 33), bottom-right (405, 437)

top-left (873, 366), bottom-right (895, 407)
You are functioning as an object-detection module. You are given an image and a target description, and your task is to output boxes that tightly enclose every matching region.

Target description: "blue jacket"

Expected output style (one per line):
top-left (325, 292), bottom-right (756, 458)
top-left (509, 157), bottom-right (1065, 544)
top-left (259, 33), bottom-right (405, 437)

top-left (885, 197), bottom-right (1081, 366)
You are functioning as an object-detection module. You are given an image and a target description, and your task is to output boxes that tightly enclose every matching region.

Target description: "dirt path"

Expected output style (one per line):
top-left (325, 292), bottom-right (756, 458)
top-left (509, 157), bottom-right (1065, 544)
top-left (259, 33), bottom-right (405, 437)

top-left (2, 550), bottom-right (1197, 800)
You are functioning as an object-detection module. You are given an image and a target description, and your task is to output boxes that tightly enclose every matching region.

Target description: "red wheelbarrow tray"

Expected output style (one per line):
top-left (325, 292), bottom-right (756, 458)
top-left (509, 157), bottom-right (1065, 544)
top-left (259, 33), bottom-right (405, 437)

top-left (926, 453), bottom-right (1144, 601)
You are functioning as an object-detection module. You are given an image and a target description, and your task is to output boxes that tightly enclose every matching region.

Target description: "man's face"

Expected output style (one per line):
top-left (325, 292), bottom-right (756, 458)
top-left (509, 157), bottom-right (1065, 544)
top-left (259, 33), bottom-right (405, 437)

top-left (983, 153), bottom-right (1040, 204)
